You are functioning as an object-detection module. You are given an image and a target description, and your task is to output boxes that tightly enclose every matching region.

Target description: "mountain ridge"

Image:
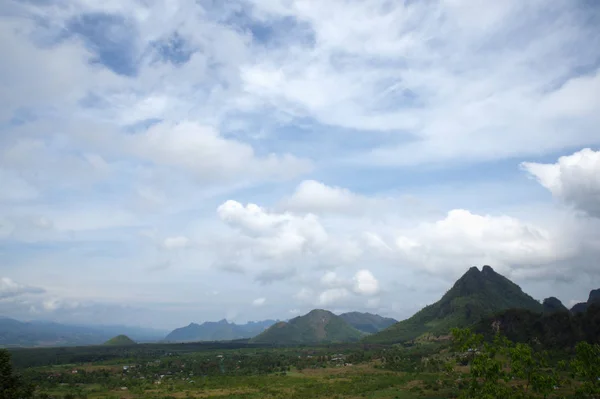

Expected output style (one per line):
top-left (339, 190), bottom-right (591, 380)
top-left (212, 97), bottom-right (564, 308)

top-left (338, 312), bottom-right (397, 333)
top-left (164, 319), bottom-right (276, 342)
top-left (364, 265), bottom-right (544, 344)
top-left (250, 309), bottom-right (363, 345)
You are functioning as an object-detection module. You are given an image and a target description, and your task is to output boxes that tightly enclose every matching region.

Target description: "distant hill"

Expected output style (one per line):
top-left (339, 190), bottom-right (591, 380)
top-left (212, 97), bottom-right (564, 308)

top-left (104, 335), bottom-right (136, 346)
top-left (543, 297), bottom-right (568, 314)
top-left (338, 312), bottom-right (397, 334)
top-left (164, 319), bottom-right (276, 342)
top-left (0, 318), bottom-right (166, 348)
top-left (250, 309), bottom-right (363, 345)
top-left (570, 289), bottom-right (600, 314)
top-left (365, 265), bottom-right (543, 344)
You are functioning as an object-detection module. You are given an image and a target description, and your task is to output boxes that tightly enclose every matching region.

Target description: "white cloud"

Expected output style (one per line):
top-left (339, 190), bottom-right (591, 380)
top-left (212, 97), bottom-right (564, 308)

top-left (252, 297), bottom-right (266, 306)
top-left (392, 209), bottom-right (576, 278)
top-left (318, 288), bottom-right (350, 306)
top-left (131, 121), bottom-right (312, 184)
top-left (0, 278), bottom-right (45, 299)
top-left (244, 0), bottom-right (600, 164)
top-left (162, 236), bottom-right (190, 250)
top-left (353, 270), bottom-right (380, 296)
top-left (521, 148), bottom-right (600, 217)
top-left (281, 180), bottom-right (390, 215)
top-left (217, 200), bottom-right (326, 258)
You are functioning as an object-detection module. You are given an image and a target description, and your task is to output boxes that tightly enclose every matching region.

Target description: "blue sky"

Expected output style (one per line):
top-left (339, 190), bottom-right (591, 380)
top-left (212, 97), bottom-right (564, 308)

top-left (1, 0), bottom-right (599, 330)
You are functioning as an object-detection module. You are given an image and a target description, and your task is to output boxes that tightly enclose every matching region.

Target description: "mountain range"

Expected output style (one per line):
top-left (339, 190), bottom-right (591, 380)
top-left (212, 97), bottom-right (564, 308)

top-left (163, 319), bottom-right (277, 342)
top-left (2, 265), bottom-right (597, 348)
top-left (339, 312), bottom-right (397, 333)
top-left (0, 318), bottom-right (167, 348)
top-left (250, 309), bottom-right (364, 345)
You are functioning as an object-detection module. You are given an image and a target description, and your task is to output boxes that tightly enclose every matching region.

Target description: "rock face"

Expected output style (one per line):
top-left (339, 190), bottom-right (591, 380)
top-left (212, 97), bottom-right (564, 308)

top-left (250, 309), bottom-right (363, 345)
top-left (543, 297), bottom-right (569, 314)
top-left (570, 288), bottom-right (600, 314)
top-left (365, 265), bottom-right (544, 344)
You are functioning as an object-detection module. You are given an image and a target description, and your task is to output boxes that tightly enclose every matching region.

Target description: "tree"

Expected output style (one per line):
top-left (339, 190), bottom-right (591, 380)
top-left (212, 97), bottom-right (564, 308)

top-left (0, 349), bottom-right (34, 399)
top-left (571, 342), bottom-right (600, 398)
top-left (450, 328), bottom-right (559, 399)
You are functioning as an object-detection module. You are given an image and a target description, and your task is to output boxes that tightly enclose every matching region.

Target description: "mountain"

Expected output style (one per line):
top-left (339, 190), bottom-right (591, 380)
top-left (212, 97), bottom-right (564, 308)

top-left (365, 265), bottom-right (544, 344)
top-left (338, 312), bottom-right (397, 333)
top-left (164, 319), bottom-right (276, 342)
top-left (0, 318), bottom-right (166, 348)
top-left (250, 309), bottom-right (364, 345)
top-left (543, 297), bottom-right (568, 314)
top-left (571, 288), bottom-right (600, 314)
top-left (104, 335), bottom-right (136, 346)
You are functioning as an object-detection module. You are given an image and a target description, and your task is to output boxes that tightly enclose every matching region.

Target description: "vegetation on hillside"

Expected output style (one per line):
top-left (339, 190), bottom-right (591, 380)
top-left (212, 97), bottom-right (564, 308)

top-left (475, 304), bottom-right (600, 348)
top-left (251, 309), bottom-right (364, 345)
top-left (365, 266), bottom-right (544, 344)
top-left (103, 335), bottom-right (136, 346)
top-left (338, 312), bottom-right (397, 333)
top-left (164, 319), bottom-right (275, 342)
top-left (543, 297), bottom-right (569, 313)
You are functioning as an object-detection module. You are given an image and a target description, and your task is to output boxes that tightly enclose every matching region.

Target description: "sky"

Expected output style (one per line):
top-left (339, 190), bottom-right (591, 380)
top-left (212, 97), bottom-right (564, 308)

top-left (0, 0), bottom-right (599, 331)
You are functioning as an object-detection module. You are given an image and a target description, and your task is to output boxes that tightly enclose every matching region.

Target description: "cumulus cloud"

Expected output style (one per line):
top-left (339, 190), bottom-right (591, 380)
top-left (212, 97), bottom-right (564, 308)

top-left (216, 200), bottom-right (360, 272)
top-left (282, 180), bottom-right (369, 214)
top-left (521, 148), bottom-right (600, 217)
top-left (391, 209), bottom-right (576, 279)
top-left (0, 278), bottom-right (45, 299)
top-left (353, 270), bottom-right (380, 296)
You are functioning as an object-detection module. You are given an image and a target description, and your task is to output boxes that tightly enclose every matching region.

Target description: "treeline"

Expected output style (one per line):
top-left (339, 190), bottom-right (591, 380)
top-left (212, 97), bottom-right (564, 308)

top-left (475, 304), bottom-right (600, 348)
top-left (8, 341), bottom-right (269, 369)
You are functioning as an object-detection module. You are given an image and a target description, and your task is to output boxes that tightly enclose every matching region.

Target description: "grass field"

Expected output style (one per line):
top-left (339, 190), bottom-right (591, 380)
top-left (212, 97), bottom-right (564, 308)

top-left (31, 362), bottom-right (451, 399)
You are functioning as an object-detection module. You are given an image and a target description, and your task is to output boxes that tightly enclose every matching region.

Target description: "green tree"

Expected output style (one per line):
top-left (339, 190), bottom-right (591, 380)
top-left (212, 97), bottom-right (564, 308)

top-left (0, 349), bottom-right (34, 399)
top-left (571, 341), bottom-right (600, 398)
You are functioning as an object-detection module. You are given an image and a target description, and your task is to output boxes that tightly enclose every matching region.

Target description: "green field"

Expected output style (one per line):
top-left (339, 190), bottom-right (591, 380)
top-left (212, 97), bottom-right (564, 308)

top-left (5, 330), bottom-right (600, 399)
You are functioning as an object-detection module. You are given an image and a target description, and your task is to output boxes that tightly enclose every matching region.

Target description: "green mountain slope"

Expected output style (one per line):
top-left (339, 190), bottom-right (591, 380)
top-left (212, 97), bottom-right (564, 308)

top-left (543, 297), bottom-right (568, 314)
top-left (104, 335), bottom-right (136, 346)
top-left (250, 309), bottom-right (363, 344)
top-left (164, 319), bottom-right (276, 342)
top-left (338, 312), bottom-right (397, 333)
top-left (365, 265), bottom-right (543, 344)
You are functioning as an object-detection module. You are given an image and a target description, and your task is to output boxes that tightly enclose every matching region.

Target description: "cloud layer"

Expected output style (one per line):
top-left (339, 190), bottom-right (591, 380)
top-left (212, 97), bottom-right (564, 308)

top-left (0, 0), bottom-right (599, 328)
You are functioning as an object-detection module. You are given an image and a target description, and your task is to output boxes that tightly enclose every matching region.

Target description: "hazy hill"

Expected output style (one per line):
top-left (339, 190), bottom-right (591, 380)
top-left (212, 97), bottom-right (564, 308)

top-left (338, 312), bottom-right (397, 333)
top-left (164, 319), bottom-right (276, 342)
top-left (0, 317), bottom-right (166, 348)
top-left (250, 309), bottom-right (363, 345)
top-left (543, 297), bottom-right (568, 314)
top-left (570, 288), bottom-right (600, 314)
top-left (104, 335), bottom-right (136, 346)
top-left (365, 265), bottom-right (543, 344)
